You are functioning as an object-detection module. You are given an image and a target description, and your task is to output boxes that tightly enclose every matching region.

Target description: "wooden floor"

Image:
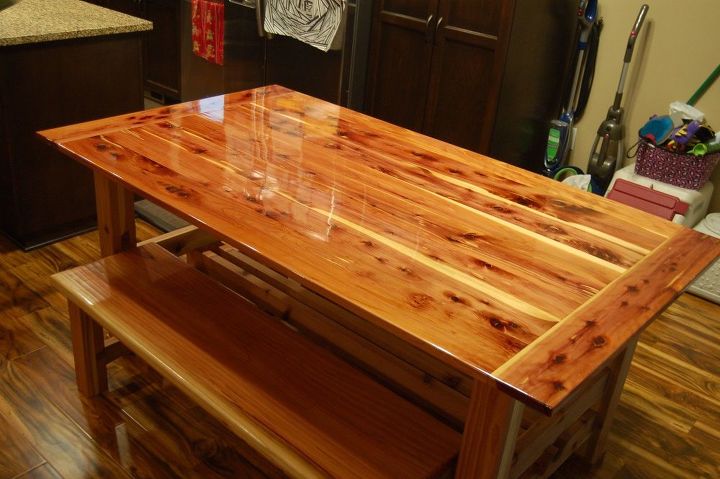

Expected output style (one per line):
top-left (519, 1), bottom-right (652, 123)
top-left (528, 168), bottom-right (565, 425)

top-left (0, 222), bottom-right (718, 479)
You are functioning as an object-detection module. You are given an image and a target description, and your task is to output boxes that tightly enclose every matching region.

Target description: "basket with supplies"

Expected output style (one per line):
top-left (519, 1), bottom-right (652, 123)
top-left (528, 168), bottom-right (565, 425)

top-left (634, 138), bottom-right (719, 190)
top-left (634, 65), bottom-right (720, 190)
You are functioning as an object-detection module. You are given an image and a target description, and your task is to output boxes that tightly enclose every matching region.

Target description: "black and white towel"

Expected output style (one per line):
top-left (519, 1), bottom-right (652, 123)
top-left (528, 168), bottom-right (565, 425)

top-left (264, 0), bottom-right (346, 52)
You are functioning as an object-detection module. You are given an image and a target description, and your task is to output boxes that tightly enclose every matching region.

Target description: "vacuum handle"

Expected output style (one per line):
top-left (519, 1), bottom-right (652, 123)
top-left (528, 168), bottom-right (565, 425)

top-left (625, 4), bottom-right (649, 63)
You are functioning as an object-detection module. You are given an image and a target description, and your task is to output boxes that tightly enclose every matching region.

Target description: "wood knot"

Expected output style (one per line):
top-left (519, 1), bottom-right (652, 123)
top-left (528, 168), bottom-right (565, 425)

top-left (408, 293), bottom-right (434, 309)
top-left (552, 381), bottom-right (566, 391)
top-left (592, 335), bottom-right (608, 348)
top-left (625, 285), bottom-right (639, 294)
top-left (165, 185), bottom-right (190, 198)
top-left (491, 205), bottom-right (512, 214)
top-left (487, 315), bottom-right (505, 330)
top-left (553, 354), bottom-right (567, 364)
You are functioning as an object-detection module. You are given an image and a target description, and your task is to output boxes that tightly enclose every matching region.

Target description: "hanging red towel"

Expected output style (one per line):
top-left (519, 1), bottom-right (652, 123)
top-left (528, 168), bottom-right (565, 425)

top-left (191, 0), bottom-right (224, 65)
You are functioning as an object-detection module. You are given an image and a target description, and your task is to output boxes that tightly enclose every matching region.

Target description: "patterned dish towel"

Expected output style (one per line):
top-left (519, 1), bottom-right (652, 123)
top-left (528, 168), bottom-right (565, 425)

top-left (192, 0), bottom-right (225, 65)
top-left (264, 0), bottom-right (346, 52)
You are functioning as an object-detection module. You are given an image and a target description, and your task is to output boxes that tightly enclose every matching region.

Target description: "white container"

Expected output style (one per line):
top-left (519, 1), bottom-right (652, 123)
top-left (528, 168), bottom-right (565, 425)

top-left (606, 164), bottom-right (713, 227)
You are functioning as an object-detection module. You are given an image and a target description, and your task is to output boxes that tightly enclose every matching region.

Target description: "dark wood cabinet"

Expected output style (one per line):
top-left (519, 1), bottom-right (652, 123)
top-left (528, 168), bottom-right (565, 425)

top-left (366, 0), bottom-right (511, 153)
top-left (365, 0), bottom-right (577, 168)
top-left (365, 0), bottom-right (437, 131)
top-left (90, 0), bottom-right (181, 101)
top-left (0, 34), bottom-right (144, 249)
top-left (143, 0), bottom-right (182, 100)
top-left (265, 37), bottom-right (343, 104)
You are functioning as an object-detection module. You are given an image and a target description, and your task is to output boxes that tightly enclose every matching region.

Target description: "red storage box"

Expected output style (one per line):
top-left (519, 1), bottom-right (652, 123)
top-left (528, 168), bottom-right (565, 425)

top-left (634, 140), bottom-right (720, 190)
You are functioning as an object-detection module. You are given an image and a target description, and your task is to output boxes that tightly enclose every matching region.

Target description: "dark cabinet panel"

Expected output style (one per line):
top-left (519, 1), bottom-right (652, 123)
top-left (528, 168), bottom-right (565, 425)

top-left (423, 0), bottom-right (510, 152)
top-left (143, 0), bottom-right (181, 99)
top-left (445, 0), bottom-right (502, 36)
top-left (366, 0), bottom-right (436, 131)
top-left (265, 37), bottom-right (342, 104)
top-left (0, 35), bottom-right (144, 249)
top-left (382, 0), bottom-right (436, 19)
top-left (425, 38), bottom-right (495, 151)
top-left (365, 0), bottom-right (577, 168)
top-left (106, 0), bottom-right (141, 16)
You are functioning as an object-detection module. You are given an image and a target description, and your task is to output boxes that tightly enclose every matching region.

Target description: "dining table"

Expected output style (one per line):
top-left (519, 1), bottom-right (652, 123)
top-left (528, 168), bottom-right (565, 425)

top-left (40, 85), bottom-right (720, 478)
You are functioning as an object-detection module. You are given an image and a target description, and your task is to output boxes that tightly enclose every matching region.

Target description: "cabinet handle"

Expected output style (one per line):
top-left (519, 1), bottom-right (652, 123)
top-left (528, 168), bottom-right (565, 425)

top-left (435, 16), bottom-right (444, 35)
top-left (425, 14), bottom-right (434, 42)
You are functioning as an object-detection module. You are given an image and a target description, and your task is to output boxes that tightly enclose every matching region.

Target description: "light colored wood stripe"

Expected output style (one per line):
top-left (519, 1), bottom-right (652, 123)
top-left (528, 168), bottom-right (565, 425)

top-left (493, 229), bottom-right (720, 412)
top-left (274, 190), bottom-right (560, 324)
top-left (430, 170), bottom-right (649, 257)
top-left (234, 103), bottom-right (652, 260)
top-left (246, 92), bottom-right (679, 242)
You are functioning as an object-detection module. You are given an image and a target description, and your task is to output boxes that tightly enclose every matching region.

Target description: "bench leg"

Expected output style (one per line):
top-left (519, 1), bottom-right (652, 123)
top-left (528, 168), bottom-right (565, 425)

top-left (69, 302), bottom-right (108, 397)
top-left (455, 378), bottom-right (524, 479)
top-left (579, 336), bottom-right (638, 465)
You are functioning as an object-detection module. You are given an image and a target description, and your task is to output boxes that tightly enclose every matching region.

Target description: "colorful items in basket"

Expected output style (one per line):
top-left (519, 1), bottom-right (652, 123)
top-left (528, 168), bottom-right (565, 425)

top-left (639, 114), bottom-right (716, 155)
top-left (634, 102), bottom-right (720, 191)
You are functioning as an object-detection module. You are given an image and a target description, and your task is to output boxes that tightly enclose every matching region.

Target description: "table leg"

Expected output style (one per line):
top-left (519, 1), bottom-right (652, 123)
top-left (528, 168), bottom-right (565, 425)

top-left (68, 302), bottom-right (108, 396)
top-left (94, 172), bottom-right (136, 256)
top-left (581, 336), bottom-right (639, 465)
top-left (455, 378), bottom-right (524, 479)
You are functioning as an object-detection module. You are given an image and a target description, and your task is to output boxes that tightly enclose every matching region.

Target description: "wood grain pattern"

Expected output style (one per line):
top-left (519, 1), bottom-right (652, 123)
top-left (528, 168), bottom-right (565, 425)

top-left (94, 172), bottom-right (136, 256)
top-left (39, 86), bottom-right (720, 414)
top-left (14, 347), bottom-right (278, 479)
top-left (1, 224), bottom-right (719, 478)
top-left (52, 243), bottom-right (460, 479)
top-left (495, 229), bottom-right (720, 412)
top-left (455, 378), bottom-right (524, 478)
top-left (0, 411), bottom-right (45, 479)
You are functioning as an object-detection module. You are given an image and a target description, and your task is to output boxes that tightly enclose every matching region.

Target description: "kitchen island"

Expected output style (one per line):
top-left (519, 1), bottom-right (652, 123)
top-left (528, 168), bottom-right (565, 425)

top-left (0, 0), bottom-right (151, 249)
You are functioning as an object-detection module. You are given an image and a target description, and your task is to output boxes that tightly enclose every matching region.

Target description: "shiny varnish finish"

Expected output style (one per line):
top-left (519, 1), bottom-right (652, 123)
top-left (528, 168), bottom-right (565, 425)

top-left (40, 85), bottom-right (720, 415)
top-left (52, 243), bottom-right (460, 479)
top-left (1, 224), bottom-right (719, 478)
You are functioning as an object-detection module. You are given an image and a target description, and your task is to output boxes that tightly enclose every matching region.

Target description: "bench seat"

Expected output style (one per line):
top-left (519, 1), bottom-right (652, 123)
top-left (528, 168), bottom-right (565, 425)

top-left (51, 244), bottom-right (460, 479)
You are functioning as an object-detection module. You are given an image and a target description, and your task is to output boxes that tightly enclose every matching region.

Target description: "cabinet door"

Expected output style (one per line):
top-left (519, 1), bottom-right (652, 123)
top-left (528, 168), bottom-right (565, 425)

top-left (423, 0), bottom-right (514, 153)
top-left (105, 0), bottom-right (140, 16)
top-left (143, 0), bottom-right (181, 100)
top-left (365, 0), bottom-right (439, 131)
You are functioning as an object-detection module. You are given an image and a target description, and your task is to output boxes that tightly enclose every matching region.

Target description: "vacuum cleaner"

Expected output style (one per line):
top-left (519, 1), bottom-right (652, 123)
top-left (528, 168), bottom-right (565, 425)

top-left (587, 4), bottom-right (649, 194)
top-left (543, 0), bottom-right (601, 178)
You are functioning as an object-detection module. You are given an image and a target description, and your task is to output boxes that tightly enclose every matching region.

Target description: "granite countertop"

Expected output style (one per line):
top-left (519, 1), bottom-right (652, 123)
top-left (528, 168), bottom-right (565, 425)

top-left (0, 0), bottom-right (152, 47)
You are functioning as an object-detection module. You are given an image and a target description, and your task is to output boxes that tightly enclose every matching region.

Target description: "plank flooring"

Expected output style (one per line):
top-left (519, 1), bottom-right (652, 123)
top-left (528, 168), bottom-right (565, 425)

top-left (0, 222), bottom-right (719, 478)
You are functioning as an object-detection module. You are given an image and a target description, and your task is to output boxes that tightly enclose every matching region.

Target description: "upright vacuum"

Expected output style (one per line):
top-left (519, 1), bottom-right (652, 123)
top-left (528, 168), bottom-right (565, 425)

top-left (543, 0), bottom-right (600, 177)
top-left (587, 4), bottom-right (649, 194)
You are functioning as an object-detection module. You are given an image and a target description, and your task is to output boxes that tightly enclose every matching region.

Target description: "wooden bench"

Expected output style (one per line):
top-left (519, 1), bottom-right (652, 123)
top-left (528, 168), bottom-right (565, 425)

top-left (51, 243), bottom-right (460, 479)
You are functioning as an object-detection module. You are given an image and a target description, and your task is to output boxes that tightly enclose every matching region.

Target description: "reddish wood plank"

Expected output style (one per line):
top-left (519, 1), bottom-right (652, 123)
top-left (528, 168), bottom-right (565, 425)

top-left (52, 244), bottom-right (461, 479)
top-left (244, 90), bottom-right (678, 245)
top-left (38, 87), bottom-right (718, 414)
top-left (495, 229), bottom-right (720, 412)
top-left (38, 85), bottom-right (293, 143)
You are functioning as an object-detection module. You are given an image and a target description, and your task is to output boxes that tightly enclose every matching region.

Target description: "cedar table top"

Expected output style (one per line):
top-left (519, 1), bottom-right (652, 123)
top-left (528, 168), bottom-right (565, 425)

top-left (40, 85), bottom-right (720, 414)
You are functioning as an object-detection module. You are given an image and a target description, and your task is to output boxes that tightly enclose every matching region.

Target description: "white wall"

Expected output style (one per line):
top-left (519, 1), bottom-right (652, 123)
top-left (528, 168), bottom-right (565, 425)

top-left (568, 0), bottom-right (720, 212)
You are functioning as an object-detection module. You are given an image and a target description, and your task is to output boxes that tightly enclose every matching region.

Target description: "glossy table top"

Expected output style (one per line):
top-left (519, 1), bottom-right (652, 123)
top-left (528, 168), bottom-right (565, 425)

top-left (40, 85), bottom-right (720, 412)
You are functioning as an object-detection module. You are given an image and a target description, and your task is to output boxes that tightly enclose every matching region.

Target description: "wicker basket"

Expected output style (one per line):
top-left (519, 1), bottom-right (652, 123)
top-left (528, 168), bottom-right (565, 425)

top-left (634, 140), bottom-right (720, 190)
